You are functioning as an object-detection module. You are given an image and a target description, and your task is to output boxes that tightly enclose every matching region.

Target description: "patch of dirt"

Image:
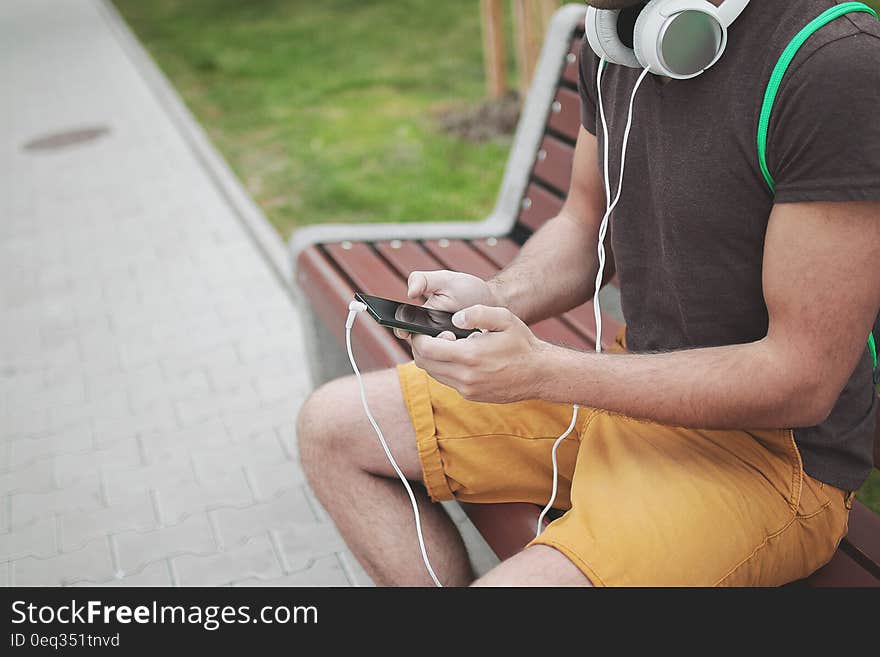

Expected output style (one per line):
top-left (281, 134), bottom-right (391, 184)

top-left (435, 91), bottom-right (521, 142)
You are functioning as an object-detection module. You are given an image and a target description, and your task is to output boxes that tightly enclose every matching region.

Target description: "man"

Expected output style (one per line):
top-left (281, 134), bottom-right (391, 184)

top-left (297, 0), bottom-right (880, 586)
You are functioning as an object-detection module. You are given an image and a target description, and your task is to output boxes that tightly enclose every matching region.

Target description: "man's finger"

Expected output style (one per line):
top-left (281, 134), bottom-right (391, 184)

top-left (407, 270), bottom-right (449, 299)
top-left (411, 334), bottom-right (460, 363)
top-left (452, 305), bottom-right (514, 332)
top-left (393, 328), bottom-right (412, 341)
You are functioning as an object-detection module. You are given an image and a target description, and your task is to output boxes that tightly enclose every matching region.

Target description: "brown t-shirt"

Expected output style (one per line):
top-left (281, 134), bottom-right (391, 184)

top-left (577, 0), bottom-right (880, 491)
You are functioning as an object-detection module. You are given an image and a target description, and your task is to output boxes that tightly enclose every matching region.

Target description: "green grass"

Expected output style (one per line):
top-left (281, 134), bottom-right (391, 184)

top-left (115, 0), bottom-right (879, 515)
top-left (112, 0), bottom-right (514, 237)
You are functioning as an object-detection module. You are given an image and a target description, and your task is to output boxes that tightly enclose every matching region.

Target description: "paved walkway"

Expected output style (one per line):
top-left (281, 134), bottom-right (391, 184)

top-left (0, 0), bottom-right (367, 586)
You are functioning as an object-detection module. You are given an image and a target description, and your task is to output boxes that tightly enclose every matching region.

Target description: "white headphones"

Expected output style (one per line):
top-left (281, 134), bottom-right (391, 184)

top-left (586, 0), bottom-right (750, 79)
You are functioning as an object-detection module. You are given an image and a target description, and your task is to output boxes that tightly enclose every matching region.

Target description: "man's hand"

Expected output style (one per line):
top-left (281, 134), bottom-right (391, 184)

top-left (394, 270), bottom-right (500, 340)
top-left (410, 305), bottom-right (547, 404)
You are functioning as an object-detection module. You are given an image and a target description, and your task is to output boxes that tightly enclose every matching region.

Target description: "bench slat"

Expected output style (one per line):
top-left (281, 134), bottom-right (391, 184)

top-left (547, 86), bottom-right (582, 143)
top-left (376, 240), bottom-right (444, 280)
top-left (297, 247), bottom-right (409, 370)
top-left (423, 239), bottom-right (497, 280)
top-left (424, 239), bottom-right (587, 348)
top-left (325, 242), bottom-right (406, 299)
top-left (473, 236), bottom-right (622, 350)
top-left (561, 36), bottom-right (582, 86)
top-left (533, 135), bottom-right (575, 194)
top-left (471, 236), bottom-right (522, 266)
top-left (519, 182), bottom-right (565, 234)
top-left (841, 501), bottom-right (880, 578)
top-left (806, 548), bottom-right (879, 587)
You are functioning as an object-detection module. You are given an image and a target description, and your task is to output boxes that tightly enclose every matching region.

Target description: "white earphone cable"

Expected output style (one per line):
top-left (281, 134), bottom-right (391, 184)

top-left (536, 60), bottom-right (650, 539)
top-left (346, 303), bottom-right (443, 587)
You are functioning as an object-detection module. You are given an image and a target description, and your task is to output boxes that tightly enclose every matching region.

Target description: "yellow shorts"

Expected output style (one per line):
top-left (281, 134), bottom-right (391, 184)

top-left (397, 357), bottom-right (853, 587)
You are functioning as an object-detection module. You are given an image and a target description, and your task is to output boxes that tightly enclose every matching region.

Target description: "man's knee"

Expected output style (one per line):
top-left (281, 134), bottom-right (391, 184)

top-left (297, 376), bottom-right (357, 469)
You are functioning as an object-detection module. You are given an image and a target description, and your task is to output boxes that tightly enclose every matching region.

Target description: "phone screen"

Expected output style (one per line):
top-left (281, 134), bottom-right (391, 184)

top-left (355, 293), bottom-right (477, 339)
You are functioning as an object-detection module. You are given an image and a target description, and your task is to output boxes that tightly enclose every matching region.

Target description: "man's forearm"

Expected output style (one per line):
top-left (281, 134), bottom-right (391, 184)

top-left (488, 211), bottom-right (604, 325)
top-left (535, 339), bottom-right (829, 430)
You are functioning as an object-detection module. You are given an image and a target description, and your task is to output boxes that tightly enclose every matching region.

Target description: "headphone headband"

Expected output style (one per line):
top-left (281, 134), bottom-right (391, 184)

top-left (585, 0), bottom-right (751, 79)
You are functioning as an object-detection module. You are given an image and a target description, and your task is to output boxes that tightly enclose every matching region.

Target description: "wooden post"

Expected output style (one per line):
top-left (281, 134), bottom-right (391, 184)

top-left (512, 0), bottom-right (558, 98)
top-left (481, 0), bottom-right (507, 100)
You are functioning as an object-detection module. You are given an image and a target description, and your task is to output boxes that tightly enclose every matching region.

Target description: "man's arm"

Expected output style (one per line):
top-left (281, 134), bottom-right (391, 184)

top-left (490, 126), bottom-right (609, 324)
top-left (413, 201), bottom-right (880, 429)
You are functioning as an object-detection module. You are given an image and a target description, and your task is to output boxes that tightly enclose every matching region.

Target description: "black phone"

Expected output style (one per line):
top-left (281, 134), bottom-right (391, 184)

top-left (355, 293), bottom-right (478, 340)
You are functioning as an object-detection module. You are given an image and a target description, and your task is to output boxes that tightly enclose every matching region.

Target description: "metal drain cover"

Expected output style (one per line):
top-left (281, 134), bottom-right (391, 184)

top-left (22, 125), bottom-right (110, 152)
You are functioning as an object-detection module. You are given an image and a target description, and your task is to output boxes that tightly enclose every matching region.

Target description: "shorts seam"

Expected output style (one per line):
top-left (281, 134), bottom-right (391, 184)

top-left (712, 496), bottom-right (836, 587)
top-left (528, 537), bottom-right (607, 587)
top-left (397, 363), bottom-right (453, 502)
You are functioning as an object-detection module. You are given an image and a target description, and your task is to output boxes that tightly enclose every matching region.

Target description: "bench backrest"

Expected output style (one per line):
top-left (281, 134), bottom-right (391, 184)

top-left (513, 33), bottom-right (583, 240)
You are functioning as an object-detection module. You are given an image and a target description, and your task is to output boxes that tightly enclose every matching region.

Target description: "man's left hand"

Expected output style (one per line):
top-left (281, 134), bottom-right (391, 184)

top-left (410, 305), bottom-right (548, 404)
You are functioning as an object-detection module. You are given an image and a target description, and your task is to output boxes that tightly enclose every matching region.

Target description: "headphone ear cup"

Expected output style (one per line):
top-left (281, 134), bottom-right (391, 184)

top-left (585, 7), bottom-right (641, 68)
top-left (632, 0), bottom-right (666, 70)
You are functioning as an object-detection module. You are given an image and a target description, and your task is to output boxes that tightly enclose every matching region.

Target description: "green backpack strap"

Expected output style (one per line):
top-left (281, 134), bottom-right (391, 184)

top-left (756, 2), bottom-right (880, 387)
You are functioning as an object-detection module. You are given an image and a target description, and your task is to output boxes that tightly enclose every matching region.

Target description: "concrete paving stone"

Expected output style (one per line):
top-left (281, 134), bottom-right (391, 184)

top-left (337, 551), bottom-right (373, 587)
top-left (153, 469), bottom-right (254, 526)
top-left (246, 460), bottom-right (306, 502)
top-left (223, 398), bottom-right (300, 443)
top-left (236, 331), bottom-right (304, 365)
top-left (12, 537), bottom-right (115, 586)
top-left (73, 559), bottom-right (172, 587)
top-left (174, 382), bottom-right (261, 428)
top-left (191, 430), bottom-right (287, 481)
top-left (204, 354), bottom-right (299, 393)
top-left (232, 554), bottom-right (350, 587)
top-left (128, 369), bottom-right (211, 414)
top-left (160, 343), bottom-right (240, 380)
top-left (0, 439), bottom-right (12, 472)
top-left (53, 438), bottom-right (141, 488)
top-left (0, 517), bottom-right (56, 560)
top-left (0, 493), bottom-right (8, 532)
top-left (92, 405), bottom-right (177, 449)
top-left (3, 407), bottom-right (52, 440)
top-left (102, 454), bottom-right (197, 505)
top-left (301, 484), bottom-right (329, 524)
top-left (83, 360), bottom-right (163, 399)
top-left (113, 512), bottom-right (216, 573)
top-left (11, 475), bottom-right (103, 528)
top-left (2, 340), bottom-right (80, 373)
top-left (138, 417), bottom-right (230, 463)
top-left (210, 488), bottom-right (316, 547)
top-left (272, 523), bottom-right (348, 572)
top-left (173, 533), bottom-right (283, 586)
top-left (0, 369), bottom-right (44, 400)
top-left (42, 354), bottom-right (120, 390)
top-left (6, 377), bottom-right (86, 413)
top-left (9, 423), bottom-right (93, 468)
top-left (49, 389), bottom-right (129, 430)
top-left (0, 561), bottom-right (8, 587)
top-left (252, 372), bottom-right (310, 407)
top-left (0, 458), bottom-right (54, 494)
top-left (59, 494), bottom-right (157, 552)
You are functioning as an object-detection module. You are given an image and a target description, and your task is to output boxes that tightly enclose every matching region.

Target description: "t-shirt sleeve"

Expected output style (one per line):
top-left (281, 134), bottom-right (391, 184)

top-left (768, 31), bottom-right (880, 204)
top-left (578, 37), bottom-right (599, 136)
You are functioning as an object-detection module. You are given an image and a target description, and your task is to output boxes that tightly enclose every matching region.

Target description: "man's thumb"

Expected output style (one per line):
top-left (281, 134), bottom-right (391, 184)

top-left (452, 305), bottom-right (512, 332)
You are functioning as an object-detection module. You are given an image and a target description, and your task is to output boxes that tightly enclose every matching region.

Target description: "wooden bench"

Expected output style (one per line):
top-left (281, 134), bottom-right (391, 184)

top-left (291, 4), bottom-right (880, 587)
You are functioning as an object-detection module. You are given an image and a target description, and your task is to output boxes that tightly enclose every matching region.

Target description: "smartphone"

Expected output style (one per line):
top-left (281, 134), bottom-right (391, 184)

top-left (355, 293), bottom-right (478, 340)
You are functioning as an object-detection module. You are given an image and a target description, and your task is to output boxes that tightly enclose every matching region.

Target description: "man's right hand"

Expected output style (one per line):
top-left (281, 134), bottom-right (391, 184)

top-left (394, 270), bottom-right (500, 340)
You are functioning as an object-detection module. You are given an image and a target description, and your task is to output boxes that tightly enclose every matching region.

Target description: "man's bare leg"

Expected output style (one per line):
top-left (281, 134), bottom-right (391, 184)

top-left (297, 369), bottom-right (473, 587)
top-left (472, 545), bottom-right (593, 587)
